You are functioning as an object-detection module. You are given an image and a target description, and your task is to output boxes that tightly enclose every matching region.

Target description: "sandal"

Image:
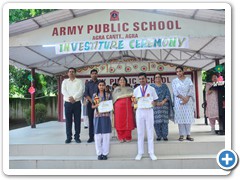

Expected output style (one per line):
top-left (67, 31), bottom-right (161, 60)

top-left (186, 135), bottom-right (194, 141)
top-left (178, 136), bottom-right (184, 141)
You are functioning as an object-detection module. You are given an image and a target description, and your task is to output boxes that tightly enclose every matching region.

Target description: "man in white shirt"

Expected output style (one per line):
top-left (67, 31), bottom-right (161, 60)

top-left (61, 67), bottom-right (85, 143)
top-left (133, 73), bottom-right (158, 161)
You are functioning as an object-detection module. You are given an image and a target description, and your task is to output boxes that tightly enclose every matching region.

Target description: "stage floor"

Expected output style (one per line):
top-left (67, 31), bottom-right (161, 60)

top-left (9, 118), bottom-right (225, 145)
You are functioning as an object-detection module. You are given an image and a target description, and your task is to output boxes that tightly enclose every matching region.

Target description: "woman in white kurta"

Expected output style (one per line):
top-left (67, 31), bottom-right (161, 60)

top-left (172, 66), bottom-right (195, 141)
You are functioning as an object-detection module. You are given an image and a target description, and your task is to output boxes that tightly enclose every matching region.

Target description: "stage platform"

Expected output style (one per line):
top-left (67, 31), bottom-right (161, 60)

top-left (9, 118), bottom-right (225, 169)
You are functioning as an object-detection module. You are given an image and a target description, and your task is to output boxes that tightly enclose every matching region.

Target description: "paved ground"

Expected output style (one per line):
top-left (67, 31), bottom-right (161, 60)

top-left (9, 118), bottom-right (225, 145)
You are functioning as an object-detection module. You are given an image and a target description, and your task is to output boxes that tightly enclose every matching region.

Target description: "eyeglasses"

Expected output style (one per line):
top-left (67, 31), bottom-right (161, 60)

top-left (69, 71), bottom-right (75, 73)
top-left (139, 78), bottom-right (145, 80)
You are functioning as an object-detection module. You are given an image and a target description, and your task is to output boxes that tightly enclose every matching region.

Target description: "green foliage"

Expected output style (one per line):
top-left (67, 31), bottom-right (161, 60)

top-left (9, 9), bottom-right (58, 98)
top-left (9, 9), bottom-right (56, 24)
top-left (25, 103), bottom-right (47, 125)
top-left (9, 65), bottom-right (57, 98)
top-left (202, 63), bottom-right (225, 83)
top-left (9, 65), bottom-right (30, 97)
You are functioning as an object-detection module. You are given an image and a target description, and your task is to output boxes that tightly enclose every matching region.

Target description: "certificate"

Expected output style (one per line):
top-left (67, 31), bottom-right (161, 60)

top-left (137, 97), bottom-right (153, 109)
top-left (98, 100), bottom-right (113, 113)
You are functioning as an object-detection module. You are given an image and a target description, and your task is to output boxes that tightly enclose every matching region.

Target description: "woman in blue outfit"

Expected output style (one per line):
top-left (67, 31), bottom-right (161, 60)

top-left (92, 80), bottom-right (112, 160)
top-left (150, 73), bottom-right (173, 141)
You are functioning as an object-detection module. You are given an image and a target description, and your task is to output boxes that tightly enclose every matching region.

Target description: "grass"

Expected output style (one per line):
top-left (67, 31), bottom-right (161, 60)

top-left (9, 119), bottom-right (28, 130)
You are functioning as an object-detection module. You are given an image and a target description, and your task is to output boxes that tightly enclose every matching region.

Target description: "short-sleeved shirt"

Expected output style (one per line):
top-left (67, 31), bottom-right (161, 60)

top-left (133, 84), bottom-right (158, 109)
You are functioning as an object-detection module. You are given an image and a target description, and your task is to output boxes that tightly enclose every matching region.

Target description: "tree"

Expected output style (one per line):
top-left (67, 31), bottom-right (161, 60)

top-left (202, 63), bottom-right (225, 83)
top-left (9, 65), bottom-right (57, 98)
top-left (9, 65), bottom-right (30, 97)
top-left (9, 9), bottom-right (58, 98)
top-left (9, 9), bottom-right (56, 24)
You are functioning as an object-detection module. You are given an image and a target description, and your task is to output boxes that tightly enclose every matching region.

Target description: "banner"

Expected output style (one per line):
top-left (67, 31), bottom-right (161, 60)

top-left (55, 36), bottom-right (188, 54)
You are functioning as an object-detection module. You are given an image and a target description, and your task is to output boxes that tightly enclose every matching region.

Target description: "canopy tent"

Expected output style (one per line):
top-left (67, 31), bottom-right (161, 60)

top-left (9, 8), bottom-right (226, 126)
top-left (9, 9), bottom-right (225, 76)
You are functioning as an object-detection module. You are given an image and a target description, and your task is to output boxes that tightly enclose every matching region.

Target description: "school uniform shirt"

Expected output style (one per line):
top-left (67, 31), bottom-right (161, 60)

top-left (133, 84), bottom-right (158, 108)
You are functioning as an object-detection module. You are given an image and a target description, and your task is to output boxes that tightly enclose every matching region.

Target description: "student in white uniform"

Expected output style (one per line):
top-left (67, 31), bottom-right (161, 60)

top-left (133, 73), bottom-right (158, 161)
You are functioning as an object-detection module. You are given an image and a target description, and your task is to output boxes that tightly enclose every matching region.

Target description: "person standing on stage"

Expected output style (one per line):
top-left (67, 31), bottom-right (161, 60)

top-left (205, 74), bottom-right (219, 134)
top-left (172, 66), bottom-right (195, 141)
top-left (133, 73), bottom-right (158, 161)
top-left (112, 76), bottom-right (135, 143)
top-left (92, 80), bottom-right (112, 160)
top-left (84, 69), bottom-right (100, 143)
top-left (112, 83), bottom-right (118, 92)
top-left (61, 67), bottom-right (84, 144)
top-left (150, 73), bottom-right (173, 141)
top-left (81, 97), bottom-right (89, 129)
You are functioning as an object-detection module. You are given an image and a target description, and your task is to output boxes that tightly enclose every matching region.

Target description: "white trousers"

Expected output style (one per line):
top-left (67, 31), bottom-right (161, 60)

top-left (83, 116), bottom-right (89, 127)
top-left (136, 109), bottom-right (154, 155)
top-left (178, 124), bottom-right (191, 136)
top-left (94, 133), bottom-right (111, 156)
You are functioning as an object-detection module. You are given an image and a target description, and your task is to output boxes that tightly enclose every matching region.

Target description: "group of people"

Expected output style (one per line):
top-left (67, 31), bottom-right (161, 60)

top-left (61, 66), bottom-right (198, 161)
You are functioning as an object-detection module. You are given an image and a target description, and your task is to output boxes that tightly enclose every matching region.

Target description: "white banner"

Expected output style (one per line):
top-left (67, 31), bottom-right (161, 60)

top-left (10, 9), bottom-right (224, 47)
top-left (55, 36), bottom-right (188, 54)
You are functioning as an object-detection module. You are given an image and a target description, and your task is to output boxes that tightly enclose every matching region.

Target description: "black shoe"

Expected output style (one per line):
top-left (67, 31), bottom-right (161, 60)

top-left (163, 137), bottom-right (168, 141)
top-left (186, 135), bottom-right (194, 141)
top-left (87, 138), bottom-right (94, 143)
top-left (84, 126), bottom-right (88, 129)
top-left (102, 155), bottom-right (108, 160)
top-left (218, 131), bottom-right (225, 135)
top-left (156, 137), bottom-right (161, 141)
top-left (98, 155), bottom-right (103, 160)
top-left (75, 139), bottom-right (81, 143)
top-left (65, 139), bottom-right (71, 144)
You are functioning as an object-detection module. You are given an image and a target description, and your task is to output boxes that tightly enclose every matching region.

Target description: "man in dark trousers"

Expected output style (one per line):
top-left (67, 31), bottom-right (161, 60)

top-left (61, 67), bottom-right (85, 143)
top-left (84, 69), bottom-right (100, 143)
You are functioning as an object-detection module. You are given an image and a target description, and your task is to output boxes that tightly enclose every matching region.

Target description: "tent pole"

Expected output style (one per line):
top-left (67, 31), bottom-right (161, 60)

top-left (57, 75), bottom-right (64, 122)
top-left (31, 68), bottom-right (36, 128)
top-left (194, 70), bottom-right (200, 118)
top-left (215, 59), bottom-right (220, 65)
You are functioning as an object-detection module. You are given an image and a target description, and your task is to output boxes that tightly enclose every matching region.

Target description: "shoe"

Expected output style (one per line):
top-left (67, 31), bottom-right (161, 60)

top-left (218, 131), bottom-right (225, 135)
top-left (125, 140), bottom-right (131, 143)
top-left (186, 135), bottom-right (194, 141)
top-left (84, 126), bottom-right (88, 129)
top-left (178, 136), bottom-right (184, 141)
top-left (135, 154), bottom-right (142, 160)
top-left (98, 155), bottom-right (103, 160)
top-left (149, 154), bottom-right (157, 161)
top-left (156, 137), bottom-right (161, 141)
top-left (102, 155), bottom-right (108, 160)
top-left (119, 139), bottom-right (124, 143)
top-left (75, 139), bottom-right (81, 143)
top-left (87, 138), bottom-right (94, 143)
top-left (65, 139), bottom-right (71, 144)
top-left (163, 137), bottom-right (168, 141)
